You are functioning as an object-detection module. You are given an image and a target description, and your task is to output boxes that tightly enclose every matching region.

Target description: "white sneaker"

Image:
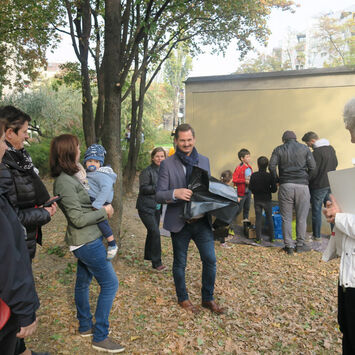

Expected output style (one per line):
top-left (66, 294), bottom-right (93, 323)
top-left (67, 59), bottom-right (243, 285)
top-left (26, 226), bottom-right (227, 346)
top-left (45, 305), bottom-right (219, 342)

top-left (107, 245), bottom-right (118, 260)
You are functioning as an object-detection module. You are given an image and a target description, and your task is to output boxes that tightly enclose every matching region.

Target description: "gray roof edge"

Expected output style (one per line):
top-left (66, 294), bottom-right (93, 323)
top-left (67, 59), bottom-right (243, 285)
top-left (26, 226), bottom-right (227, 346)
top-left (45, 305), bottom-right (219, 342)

top-left (185, 66), bottom-right (355, 83)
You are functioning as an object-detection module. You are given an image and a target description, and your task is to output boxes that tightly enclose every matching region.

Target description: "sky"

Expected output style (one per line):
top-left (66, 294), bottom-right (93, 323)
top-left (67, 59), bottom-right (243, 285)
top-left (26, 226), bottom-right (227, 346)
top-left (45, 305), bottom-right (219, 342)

top-left (190, 0), bottom-right (355, 77)
top-left (47, 0), bottom-right (355, 77)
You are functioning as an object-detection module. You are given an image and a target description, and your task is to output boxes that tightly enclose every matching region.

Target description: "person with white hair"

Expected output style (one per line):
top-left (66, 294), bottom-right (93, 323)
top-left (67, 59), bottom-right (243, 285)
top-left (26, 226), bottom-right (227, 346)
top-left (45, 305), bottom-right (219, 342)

top-left (323, 97), bottom-right (355, 354)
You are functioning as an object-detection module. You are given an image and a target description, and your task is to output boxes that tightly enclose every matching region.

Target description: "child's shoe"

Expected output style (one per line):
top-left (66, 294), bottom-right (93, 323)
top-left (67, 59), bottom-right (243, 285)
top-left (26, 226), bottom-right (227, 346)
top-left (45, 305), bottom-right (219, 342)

top-left (107, 245), bottom-right (118, 260)
top-left (220, 242), bottom-right (231, 248)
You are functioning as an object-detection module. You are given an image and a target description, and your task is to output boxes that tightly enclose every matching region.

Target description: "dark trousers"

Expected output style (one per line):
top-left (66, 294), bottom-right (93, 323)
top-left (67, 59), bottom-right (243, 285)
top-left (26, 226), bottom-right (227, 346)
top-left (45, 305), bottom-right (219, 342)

top-left (138, 210), bottom-right (162, 268)
top-left (171, 217), bottom-right (216, 302)
top-left (0, 315), bottom-right (20, 355)
top-left (338, 285), bottom-right (355, 354)
top-left (90, 197), bottom-right (113, 239)
top-left (240, 190), bottom-right (251, 220)
top-left (254, 200), bottom-right (274, 241)
top-left (310, 187), bottom-right (332, 238)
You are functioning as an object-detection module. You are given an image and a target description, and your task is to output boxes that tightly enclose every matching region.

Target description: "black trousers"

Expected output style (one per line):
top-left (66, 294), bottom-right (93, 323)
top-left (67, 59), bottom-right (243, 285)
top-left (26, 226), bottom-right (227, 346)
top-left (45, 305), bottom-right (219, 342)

top-left (254, 200), bottom-right (274, 241)
top-left (138, 210), bottom-right (162, 268)
top-left (338, 285), bottom-right (355, 354)
top-left (240, 190), bottom-right (251, 220)
top-left (0, 315), bottom-right (21, 355)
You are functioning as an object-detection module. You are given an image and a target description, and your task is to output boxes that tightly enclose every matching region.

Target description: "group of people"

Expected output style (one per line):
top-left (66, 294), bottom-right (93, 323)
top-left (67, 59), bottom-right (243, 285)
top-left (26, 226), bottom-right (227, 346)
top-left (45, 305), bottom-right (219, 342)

top-left (226, 129), bottom-right (337, 254)
top-left (1, 97), bottom-right (355, 354)
top-left (0, 106), bottom-right (124, 353)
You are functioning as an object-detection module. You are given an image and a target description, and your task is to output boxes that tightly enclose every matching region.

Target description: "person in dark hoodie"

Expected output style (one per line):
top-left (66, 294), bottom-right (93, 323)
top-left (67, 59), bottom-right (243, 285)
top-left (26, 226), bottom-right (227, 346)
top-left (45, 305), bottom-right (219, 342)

top-left (269, 131), bottom-right (316, 255)
top-left (249, 156), bottom-right (277, 243)
top-left (0, 119), bottom-right (41, 355)
top-left (302, 131), bottom-right (338, 241)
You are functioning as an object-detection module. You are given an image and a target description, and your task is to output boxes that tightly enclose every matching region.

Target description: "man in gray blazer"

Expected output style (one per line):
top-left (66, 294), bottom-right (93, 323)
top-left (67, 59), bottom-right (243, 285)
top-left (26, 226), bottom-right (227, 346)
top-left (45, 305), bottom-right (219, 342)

top-left (156, 123), bottom-right (224, 314)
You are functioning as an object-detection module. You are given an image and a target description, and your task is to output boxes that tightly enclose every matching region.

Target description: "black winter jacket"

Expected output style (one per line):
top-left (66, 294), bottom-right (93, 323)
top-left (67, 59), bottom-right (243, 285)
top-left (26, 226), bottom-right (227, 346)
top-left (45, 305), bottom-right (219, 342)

top-left (269, 139), bottom-right (316, 185)
top-left (249, 170), bottom-right (277, 201)
top-left (0, 186), bottom-right (39, 328)
top-left (0, 157), bottom-right (51, 259)
top-left (136, 163), bottom-right (160, 214)
top-left (309, 143), bottom-right (338, 190)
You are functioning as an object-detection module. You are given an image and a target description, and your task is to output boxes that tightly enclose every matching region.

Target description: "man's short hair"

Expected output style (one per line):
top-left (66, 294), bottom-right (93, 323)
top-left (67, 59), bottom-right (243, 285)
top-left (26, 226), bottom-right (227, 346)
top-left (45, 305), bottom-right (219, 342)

top-left (301, 131), bottom-right (318, 143)
top-left (0, 105), bottom-right (31, 134)
top-left (238, 148), bottom-right (250, 161)
top-left (174, 123), bottom-right (195, 139)
top-left (257, 156), bottom-right (269, 170)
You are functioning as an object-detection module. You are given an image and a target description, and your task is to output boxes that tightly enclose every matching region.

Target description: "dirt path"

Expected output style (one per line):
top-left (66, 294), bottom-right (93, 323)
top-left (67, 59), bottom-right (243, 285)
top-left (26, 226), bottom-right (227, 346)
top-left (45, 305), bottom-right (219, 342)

top-left (27, 178), bottom-right (341, 354)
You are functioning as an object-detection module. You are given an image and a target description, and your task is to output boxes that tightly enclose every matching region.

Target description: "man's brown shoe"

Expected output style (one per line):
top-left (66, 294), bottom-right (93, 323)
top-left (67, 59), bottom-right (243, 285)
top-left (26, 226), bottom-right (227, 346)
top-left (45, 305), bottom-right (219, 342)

top-left (178, 300), bottom-right (200, 314)
top-left (202, 300), bottom-right (225, 315)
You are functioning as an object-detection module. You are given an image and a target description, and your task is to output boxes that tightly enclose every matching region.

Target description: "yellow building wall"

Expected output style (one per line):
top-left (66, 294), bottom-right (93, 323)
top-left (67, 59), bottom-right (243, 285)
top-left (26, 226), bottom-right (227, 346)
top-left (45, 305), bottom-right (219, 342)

top-left (185, 71), bottom-right (355, 178)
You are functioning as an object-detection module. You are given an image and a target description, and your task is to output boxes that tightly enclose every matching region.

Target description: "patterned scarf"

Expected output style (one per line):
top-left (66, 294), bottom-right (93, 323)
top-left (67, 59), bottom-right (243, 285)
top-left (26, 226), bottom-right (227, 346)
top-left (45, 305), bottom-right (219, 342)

top-left (175, 147), bottom-right (199, 185)
top-left (74, 163), bottom-right (90, 191)
top-left (6, 142), bottom-right (36, 172)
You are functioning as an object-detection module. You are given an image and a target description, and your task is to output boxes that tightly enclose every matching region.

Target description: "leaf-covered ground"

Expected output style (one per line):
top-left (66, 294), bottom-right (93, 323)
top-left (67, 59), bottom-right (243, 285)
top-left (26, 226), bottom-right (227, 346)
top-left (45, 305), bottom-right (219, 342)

top-left (27, 178), bottom-right (341, 354)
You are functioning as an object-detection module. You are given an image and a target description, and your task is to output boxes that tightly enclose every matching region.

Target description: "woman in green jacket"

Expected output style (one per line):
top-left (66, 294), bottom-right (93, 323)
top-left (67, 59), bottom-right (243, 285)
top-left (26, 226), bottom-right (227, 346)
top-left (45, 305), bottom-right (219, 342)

top-left (49, 134), bottom-right (124, 353)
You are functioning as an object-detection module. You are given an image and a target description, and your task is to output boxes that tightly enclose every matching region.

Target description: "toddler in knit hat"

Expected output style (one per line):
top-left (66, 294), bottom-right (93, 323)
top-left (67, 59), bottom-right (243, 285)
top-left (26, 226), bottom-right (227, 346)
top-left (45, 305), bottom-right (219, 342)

top-left (84, 144), bottom-right (118, 260)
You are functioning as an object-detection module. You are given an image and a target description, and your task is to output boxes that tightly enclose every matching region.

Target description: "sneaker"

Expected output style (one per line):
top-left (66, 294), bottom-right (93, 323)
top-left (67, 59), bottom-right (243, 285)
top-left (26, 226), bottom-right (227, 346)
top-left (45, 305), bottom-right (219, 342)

top-left (79, 328), bottom-right (94, 337)
top-left (282, 247), bottom-right (294, 255)
top-left (295, 244), bottom-right (312, 253)
top-left (313, 236), bottom-right (321, 242)
top-left (220, 242), bottom-right (231, 248)
top-left (80, 327), bottom-right (111, 337)
top-left (107, 245), bottom-right (118, 260)
top-left (92, 337), bottom-right (125, 353)
top-left (154, 265), bottom-right (167, 272)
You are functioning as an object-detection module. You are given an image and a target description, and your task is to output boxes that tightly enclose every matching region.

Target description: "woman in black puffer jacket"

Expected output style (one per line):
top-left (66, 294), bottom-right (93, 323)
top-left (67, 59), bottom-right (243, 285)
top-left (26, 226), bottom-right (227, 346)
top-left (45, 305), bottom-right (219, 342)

top-left (0, 106), bottom-right (57, 260)
top-left (136, 147), bottom-right (166, 271)
top-left (0, 106), bottom-right (57, 355)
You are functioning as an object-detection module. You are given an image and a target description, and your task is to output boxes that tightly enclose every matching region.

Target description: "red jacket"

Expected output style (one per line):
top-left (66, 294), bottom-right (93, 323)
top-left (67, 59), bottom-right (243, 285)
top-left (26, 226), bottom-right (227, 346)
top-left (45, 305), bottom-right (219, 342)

top-left (233, 163), bottom-right (253, 197)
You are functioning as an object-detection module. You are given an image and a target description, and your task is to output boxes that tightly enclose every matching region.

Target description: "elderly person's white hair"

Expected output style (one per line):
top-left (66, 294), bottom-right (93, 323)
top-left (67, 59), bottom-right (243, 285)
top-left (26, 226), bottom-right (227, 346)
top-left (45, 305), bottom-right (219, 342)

top-left (343, 97), bottom-right (355, 130)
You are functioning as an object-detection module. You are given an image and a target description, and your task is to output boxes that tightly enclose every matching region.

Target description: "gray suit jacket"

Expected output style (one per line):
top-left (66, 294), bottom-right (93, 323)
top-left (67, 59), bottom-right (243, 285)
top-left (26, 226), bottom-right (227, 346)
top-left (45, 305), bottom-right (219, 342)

top-left (156, 153), bottom-right (210, 233)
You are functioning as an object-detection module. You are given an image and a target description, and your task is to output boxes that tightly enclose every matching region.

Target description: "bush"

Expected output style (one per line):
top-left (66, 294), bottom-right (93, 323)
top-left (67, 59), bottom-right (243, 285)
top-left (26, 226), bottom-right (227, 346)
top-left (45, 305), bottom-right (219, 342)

top-left (154, 129), bottom-right (174, 146)
top-left (26, 138), bottom-right (52, 176)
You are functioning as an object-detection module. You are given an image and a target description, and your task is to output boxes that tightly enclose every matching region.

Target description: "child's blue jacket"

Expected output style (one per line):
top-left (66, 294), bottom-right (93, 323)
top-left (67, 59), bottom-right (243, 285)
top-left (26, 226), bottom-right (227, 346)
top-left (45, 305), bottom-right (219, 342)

top-left (87, 166), bottom-right (117, 209)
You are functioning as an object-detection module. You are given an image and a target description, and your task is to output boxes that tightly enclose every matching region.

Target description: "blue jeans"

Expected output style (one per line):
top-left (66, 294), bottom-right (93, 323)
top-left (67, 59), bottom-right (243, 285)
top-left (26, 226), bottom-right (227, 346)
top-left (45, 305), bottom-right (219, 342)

top-left (310, 187), bottom-right (331, 238)
top-left (90, 197), bottom-right (113, 239)
top-left (171, 218), bottom-right (216, 302)
top-left (73, 237), bottom-right (119, 342)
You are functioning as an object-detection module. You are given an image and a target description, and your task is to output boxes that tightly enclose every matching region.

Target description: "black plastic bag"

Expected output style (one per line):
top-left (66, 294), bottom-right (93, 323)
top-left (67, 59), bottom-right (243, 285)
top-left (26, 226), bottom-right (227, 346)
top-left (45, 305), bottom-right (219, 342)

top-left (183, 166), bottom-right (239, 224)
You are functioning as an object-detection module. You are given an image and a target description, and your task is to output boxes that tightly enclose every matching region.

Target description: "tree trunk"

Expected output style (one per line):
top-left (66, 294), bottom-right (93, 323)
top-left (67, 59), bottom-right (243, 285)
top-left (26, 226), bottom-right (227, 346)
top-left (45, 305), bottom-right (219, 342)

top-left (81, 62), bottom-right (96, 146)
top-left (123, 68), bottom-right (146, 193)
top-left (95, 63), bottom-right (105, 142)
top-left (102, 0), bottom-right (123, 249)
top-left (78, 0), bottom-right (96, 147)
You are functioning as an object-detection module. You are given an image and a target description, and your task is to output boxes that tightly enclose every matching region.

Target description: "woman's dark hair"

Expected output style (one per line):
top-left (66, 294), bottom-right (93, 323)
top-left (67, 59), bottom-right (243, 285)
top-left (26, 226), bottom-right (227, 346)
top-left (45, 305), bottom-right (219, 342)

top-left (257, 156), bottom-right (269, 171)
top-left (220, 170), bottom-right (233, 184)
top-left (0, 105), bottom-right (31, 134)
top-left (151, 147), bottom-right (166, 160)
top-left (174, 123), bottom-right (195, 140)
top-left (50, 134), bottom-right (80, 177)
